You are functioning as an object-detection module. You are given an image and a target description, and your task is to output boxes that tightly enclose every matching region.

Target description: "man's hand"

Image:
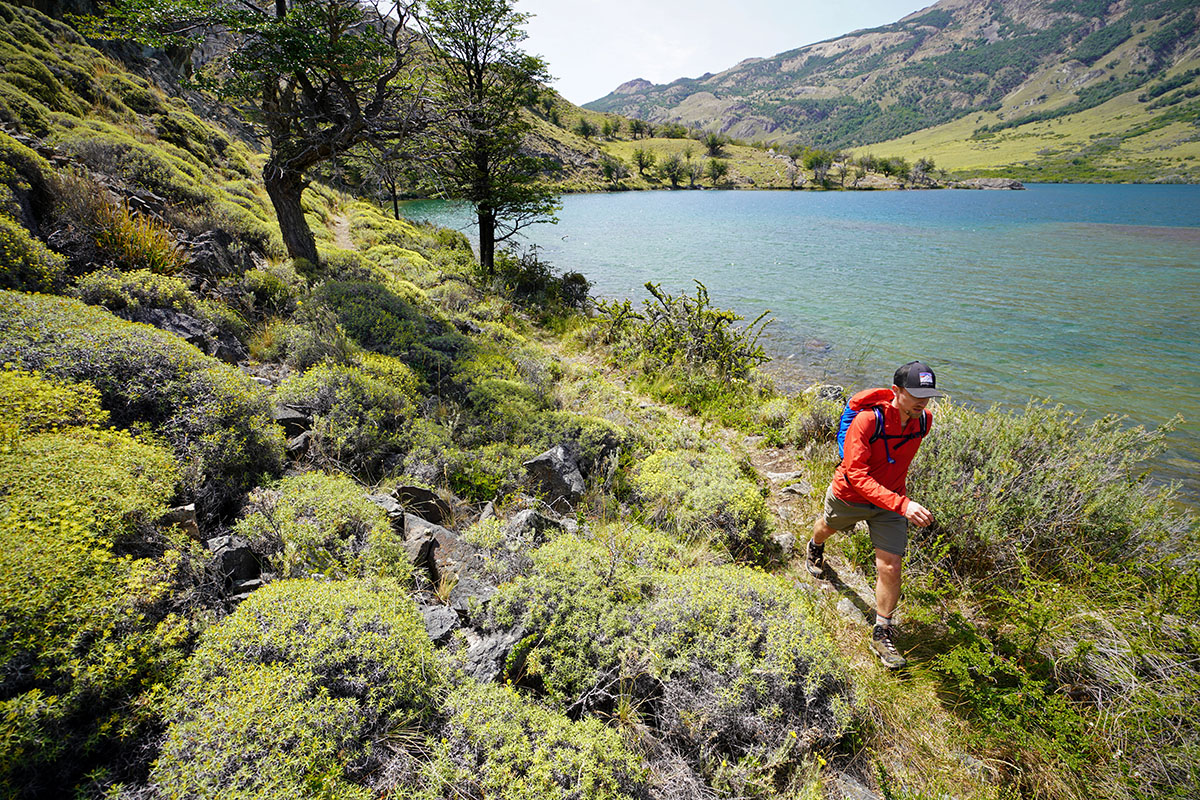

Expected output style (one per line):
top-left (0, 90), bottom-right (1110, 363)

top-left (904, 500), bottom-right (933, 528)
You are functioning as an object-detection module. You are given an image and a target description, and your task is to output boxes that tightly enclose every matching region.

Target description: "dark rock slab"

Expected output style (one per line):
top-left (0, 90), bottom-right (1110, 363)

top-left (206, 534), bottom-right (259, 583)
top-left (523, 445), bottom-right (584, 511)
top-left (448, 576), bottom-right (497, 618)
top-left (272, 405), bottom-right (312, 437)
top-left (395, 485), bottom-right (451, 526)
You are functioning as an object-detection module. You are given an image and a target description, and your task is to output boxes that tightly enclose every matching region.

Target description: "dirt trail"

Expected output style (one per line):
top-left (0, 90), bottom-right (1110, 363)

top-left (331, 212), bottom-right (354, 250)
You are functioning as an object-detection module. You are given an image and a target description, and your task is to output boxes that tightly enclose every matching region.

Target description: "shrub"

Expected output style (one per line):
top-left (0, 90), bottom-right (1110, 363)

top-left (235, 472), bottom-right (409, 580)
top-left (239, 265), bottom-right (300, 316)
top-left (632, 448), bottom-right (771, 561)
top-left (0, 291), bottom-right (284, 522)
top-left (638, 566), bottom-right (849, 794)
top-left (248, 306), bottom-right (356, 370)
top-left (0, 213), bottom-right (66, 292)
top-left (0, 367), bottom-right (106, 441)
top-left (411, 682), bottom-right (648, 800)
top-left (0, 421), bottom-right (195, 794)
top-left (92, 198), bottom-right (186, 274)
top-left (71, 268), bottom-right (195, 313)
top-left (277, 361), bottom-right (416, 478)
top-left (0, 132), bottom-right (54, 226)
top-left (488, 534), bottom-right (639, 707)
top-left (315, 280), bottom-right (467, 379)
top-left (907, 401), bottom-right (1196, 585)
top-left (153, 579), bottom-right (443, 800)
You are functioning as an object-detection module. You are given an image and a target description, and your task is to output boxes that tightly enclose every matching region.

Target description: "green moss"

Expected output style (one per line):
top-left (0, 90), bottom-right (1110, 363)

top-left (0, 291), bottom-right (284, 522)
top-left (0, 213), bottom-right (66, 292)
top-left (277, 361), bottom-right (416, 478)
top-left (235, 471), bottom-right (410, 580)
top-left (154, 579), bottom-right (443, 800)
top-left (0, 78), bottom-right (52, 136)
top-left (0, 131), bottom-right (54, 222)
top-left (632, 448), bottom-right (770, 560)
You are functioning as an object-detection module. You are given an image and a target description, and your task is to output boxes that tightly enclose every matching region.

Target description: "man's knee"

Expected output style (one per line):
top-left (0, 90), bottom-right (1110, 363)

top-left (875, 549), bottom-right (902, 581)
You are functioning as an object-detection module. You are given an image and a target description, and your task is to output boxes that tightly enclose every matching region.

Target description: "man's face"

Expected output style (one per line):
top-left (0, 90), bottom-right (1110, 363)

top-left (892, 386), bottom-right (930, 421)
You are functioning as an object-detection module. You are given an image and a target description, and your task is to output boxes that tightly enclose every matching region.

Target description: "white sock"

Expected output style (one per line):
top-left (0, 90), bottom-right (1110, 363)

top-left (875, 614), bottom-right (892, 628)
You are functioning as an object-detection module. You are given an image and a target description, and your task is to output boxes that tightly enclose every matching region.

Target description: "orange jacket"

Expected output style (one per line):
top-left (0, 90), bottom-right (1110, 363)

top-left (832, 388), bottom-right (932, 515)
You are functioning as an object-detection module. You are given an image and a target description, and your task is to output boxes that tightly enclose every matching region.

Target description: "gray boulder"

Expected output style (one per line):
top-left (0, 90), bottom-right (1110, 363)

top-left (404, 515), bottom-right (482, 581)
top-left (448, 576), bottom-right (497, 618)
top-left (187, 229), bottom-right (252, 277)
top-left (505, 508), bottom-right (569, 550)
top-left (463, 627), bottom-right (527, 684)
top-left (272, 405), bottom-right (312, 437)
top-left (130, 307), bottom-right (246, 363)
top-left (523, 445), bottom-right (584, 511)
top-left (418, 604), bottom-right (461, 644)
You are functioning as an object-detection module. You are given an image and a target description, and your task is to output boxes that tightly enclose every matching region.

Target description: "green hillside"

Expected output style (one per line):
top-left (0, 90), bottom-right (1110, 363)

top-left (584, 0), bottom-right (1200, 181)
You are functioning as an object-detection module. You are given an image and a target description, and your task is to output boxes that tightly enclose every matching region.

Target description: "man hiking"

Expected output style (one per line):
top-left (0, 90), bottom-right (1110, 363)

top-left (806, 361), bottom-right (943, 669)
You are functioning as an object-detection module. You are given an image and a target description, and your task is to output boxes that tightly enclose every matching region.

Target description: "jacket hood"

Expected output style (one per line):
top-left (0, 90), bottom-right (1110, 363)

top-left (848, 387), bottom-right (895, 411)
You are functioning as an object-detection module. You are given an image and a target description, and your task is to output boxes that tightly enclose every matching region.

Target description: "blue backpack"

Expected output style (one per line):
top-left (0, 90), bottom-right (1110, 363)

top-left (837, 403), bottom-right (929, 465)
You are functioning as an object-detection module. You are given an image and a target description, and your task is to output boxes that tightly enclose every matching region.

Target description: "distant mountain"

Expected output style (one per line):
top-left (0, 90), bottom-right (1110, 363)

top-left (585, 0), bottom-right (1200, 153)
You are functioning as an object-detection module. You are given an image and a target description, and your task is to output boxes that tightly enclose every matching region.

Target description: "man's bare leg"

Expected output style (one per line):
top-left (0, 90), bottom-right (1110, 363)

top-left (812, 516), bottom-right (837, 546)
top-left (874, 548), bottom-right (902, 620)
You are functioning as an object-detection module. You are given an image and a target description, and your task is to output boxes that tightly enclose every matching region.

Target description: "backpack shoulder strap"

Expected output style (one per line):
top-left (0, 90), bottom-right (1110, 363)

top-left (868, 406), bottom-right (885, 442)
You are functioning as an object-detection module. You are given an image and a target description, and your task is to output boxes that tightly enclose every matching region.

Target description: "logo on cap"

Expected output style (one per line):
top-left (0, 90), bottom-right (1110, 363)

top-left (919, 372), bottom-right (933, 386)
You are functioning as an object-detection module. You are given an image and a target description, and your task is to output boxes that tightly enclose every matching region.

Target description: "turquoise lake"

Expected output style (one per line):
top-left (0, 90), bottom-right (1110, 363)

top-left (400, 185), bottom-right (1200, 499)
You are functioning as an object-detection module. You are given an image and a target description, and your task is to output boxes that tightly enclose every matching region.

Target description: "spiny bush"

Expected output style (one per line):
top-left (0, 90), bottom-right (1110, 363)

top-left (0, 366), bottom-right (106, 440)
top-left (248, 305), bottom-right (356, 370)
top-left (638, 565), bottom-right (850, 796)
top-left (632, 447), bottom-right (772, 562)
top-left (488, 534), bottom-right (642, 707)
top-left (0, 383), bottom-right (201, 794)
top-left (92, 198), bottom-right (186, 275)
top-left (907, 400), bottom-right (1196, 585)
top-left (71, 267), bottom-right (195, 314)
top-left (277, 361), bottom-right (416, 479)
top-left (600, 280), bottom-right (771, 380)
top-left (153, 579), bottom-right (443, 800)
top-left (0, 213), bottom-right (66, 292)
top-left (235, 471), bottom-right (409, 580)
top-left (407, 682), bottom-right (649, 800)
top-left (0, 291), bottom-right (284, 522)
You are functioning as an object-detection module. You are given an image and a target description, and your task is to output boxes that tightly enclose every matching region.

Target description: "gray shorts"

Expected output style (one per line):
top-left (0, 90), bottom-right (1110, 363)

top-left (822, 485), bottom-right (908, 556)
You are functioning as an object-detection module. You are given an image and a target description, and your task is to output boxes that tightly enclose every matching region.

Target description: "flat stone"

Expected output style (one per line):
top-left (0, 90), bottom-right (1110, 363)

top-left (781, 480), bottom-right (814, 496)
top-left (766, 470), bottom-right (806, 482)
top-left (837, 597), bottom-right (869, 627)
top-left (448, 576), bottom-right (498, 618)
top-left (419, 604), bottom-right (461, 644)
top-left (272, 405), bottom-right (311, 437)
top-left (464, 626), bottom-right (527, 684)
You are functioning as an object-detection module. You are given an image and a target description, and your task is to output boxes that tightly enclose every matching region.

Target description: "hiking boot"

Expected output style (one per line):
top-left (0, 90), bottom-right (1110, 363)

top-left (870, 625), bottom-right (907, 669)
top-left (805, 540), bottom-right (826, 579)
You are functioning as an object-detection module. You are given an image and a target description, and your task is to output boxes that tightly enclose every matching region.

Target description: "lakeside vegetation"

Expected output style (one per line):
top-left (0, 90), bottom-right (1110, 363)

top-left (0, 2), bottom-right (1198, 800)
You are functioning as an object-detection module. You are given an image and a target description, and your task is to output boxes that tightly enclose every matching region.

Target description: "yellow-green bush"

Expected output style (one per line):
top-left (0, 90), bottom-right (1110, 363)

top-left (0, 131), bottom-right (54, 224)
top-left (153, 579), bottom-right (443, 800)
top-left (0, 291), bottom-right (284, 522)
top-left (71, 268), bottom-right (195, 313)
top-left (0, 415), bottom-right (195, 793)
top-left (632, 448), bottom-right (770, 560)
top-left (277, 361), bottom-right (416, 478)
top-left (235, 471), bottom-right (409, 580)
top-left (639, 565), bottom-right (849, 794)
top-left (410, 682), bottom-right (647, 800)
top-left (0, 366), bottom-right (106, 441)
top-left (0, 213), bottom-right (66, 292)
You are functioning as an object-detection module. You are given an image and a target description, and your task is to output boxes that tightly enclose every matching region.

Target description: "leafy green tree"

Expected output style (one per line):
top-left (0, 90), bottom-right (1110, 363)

top-left (421, 0), bottom-right (559, 273)
top-left (703, 132), bottom-right (727, 156)
top-left (705, 158), bottom-right (729, 186)
top-left (599, 154), bottom-right (629, 187)
top-left (632, 147), bottom-right (656, 176)
top-left (659, 152), bottom-right (685, 187)
top-left (629, 119), bottom-right (649, 139)
top-left (574, 117), bottom-right (598, 139)
top-left (801, 148), bottom-right (835, 186)
top-left (88, 0), bottom-right (425, 264)
top-left (686, 159), bottom-right (703, 187)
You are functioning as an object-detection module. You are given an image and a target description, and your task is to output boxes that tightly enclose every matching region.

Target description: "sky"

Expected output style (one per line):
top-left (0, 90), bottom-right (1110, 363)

top-left (516, 0), bottom-right (934, 106)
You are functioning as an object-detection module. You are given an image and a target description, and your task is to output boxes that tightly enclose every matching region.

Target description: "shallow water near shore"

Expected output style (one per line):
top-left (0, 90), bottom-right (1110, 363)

top-left (401, 184), bottom-right (1200, 500)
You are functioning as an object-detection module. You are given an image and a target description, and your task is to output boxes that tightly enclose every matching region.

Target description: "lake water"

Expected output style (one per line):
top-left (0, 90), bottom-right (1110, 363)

top-left (401, 185), bottom-right (1200, 499)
